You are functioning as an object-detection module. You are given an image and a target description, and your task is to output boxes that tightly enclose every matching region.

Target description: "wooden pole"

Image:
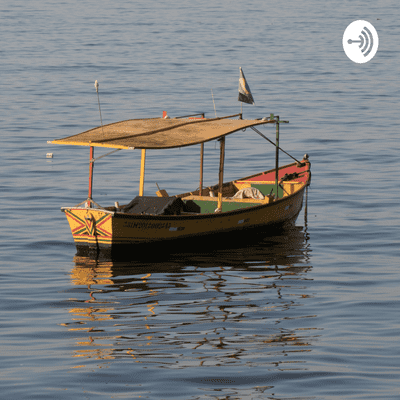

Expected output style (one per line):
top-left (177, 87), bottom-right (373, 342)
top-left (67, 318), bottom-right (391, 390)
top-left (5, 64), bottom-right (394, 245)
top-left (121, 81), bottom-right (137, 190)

top-left (88, 145), bottom-right (94, 206)
top-left (139, 149), bottom-right (146, 196)
top-left (199, 143), bottom-right (204, 196)
top-left (199, 114), bottom-right (205, 196)
top-left (217, 136), bottom-right (225, 211)
top-left (275, 116), bottom-right (280, 199)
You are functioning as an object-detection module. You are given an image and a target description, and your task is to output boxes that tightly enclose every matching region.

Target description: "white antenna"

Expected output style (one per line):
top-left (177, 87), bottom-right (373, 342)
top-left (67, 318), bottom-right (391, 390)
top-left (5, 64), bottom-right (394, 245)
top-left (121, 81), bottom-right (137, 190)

top-left (211, 89), bottom-right (217, 118)
top-left (94, 80), bottom-right (104, 134)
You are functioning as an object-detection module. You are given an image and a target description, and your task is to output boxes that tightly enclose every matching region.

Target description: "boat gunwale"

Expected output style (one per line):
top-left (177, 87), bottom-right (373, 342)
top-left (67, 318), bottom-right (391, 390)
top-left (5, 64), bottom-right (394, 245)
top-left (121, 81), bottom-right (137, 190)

top-left (61, 185), bottom-right (306, 221)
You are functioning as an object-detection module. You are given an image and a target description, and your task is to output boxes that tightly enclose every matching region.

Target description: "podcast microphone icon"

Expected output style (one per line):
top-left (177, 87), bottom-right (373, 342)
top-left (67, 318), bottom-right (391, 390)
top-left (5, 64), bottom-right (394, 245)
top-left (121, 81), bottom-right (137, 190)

top-left (343, 21), bottom-right (378, 64)
top-left (347, 26), bottom-right (374, 57)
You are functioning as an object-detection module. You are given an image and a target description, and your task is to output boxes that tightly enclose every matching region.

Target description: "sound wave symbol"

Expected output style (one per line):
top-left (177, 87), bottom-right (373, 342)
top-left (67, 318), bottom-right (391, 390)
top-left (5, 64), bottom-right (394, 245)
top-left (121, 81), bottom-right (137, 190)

top-left (347, 27), bottom-right (374, 57)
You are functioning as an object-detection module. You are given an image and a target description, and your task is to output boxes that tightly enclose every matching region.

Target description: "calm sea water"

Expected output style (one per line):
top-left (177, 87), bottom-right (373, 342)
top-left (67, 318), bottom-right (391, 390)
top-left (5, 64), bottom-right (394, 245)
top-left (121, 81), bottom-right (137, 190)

top-left (1, 0), bottom-right (400, 399)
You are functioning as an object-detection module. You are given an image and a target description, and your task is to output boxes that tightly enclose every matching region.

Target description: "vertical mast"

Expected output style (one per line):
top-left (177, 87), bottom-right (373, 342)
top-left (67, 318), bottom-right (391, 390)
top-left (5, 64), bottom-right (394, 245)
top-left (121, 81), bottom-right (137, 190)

top-left (199, 112), bottom-right (205, 196)
top-left (88, 144), bottom-right (94, 205)
top-left (217, 136), bottom-right (225, 211)
top-left (139, 149), bottom-right (146, 196)
top-left (272, 115), bottom-right (289, 199)
top-left (275, 115), bottom-right (280, 199)
top-left (199, 143), bottom-right (204, 196)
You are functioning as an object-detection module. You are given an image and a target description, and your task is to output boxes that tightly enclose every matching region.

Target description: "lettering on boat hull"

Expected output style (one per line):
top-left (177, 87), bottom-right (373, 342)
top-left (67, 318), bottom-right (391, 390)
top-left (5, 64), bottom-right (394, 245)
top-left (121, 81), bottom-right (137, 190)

top-left (122, 221), bottom-right (172, 230)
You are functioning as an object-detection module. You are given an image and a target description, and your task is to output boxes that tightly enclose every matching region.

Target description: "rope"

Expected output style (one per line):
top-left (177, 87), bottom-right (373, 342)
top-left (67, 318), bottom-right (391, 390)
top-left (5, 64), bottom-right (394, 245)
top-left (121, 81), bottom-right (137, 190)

top-left (90, 148), bottom-right (121, 163)
top-left (74, 199), bottom-right (103, 209)
top-left (250, 126), bottom-right (301, 163)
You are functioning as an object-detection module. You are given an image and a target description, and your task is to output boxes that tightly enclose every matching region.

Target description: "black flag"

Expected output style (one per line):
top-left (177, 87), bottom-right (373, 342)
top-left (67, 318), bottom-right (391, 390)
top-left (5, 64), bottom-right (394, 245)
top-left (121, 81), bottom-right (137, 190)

top-left (238, 67), bottom-right (255, 105)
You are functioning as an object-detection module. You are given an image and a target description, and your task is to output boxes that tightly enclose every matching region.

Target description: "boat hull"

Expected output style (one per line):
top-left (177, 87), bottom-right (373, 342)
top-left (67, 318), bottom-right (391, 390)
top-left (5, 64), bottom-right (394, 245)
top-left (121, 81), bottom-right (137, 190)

top-left (62, 160), bottom-right (310, 256)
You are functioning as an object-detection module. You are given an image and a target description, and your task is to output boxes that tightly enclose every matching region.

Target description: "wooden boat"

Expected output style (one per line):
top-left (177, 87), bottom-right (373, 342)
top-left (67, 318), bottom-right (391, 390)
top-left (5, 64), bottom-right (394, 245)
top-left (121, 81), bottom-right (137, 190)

top-left (49, 111), bottom-right (311, 256)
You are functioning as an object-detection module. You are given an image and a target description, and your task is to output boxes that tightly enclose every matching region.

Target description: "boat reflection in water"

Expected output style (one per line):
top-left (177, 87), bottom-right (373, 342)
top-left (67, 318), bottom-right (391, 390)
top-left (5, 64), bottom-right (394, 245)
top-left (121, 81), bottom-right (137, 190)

top-left (63, 220), bottom-right (318, 377)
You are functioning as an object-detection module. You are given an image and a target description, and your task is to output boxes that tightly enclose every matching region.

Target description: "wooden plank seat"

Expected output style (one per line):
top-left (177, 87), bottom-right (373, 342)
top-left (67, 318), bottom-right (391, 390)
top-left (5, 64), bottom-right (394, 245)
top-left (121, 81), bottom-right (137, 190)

top-left (181, 194), bottom-right (272, 214)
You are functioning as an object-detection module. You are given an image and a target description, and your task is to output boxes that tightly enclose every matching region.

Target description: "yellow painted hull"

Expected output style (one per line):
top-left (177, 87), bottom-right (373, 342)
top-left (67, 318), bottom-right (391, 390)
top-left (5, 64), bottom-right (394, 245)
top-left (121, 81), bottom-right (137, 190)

top-left (62, 161), bottom-right (311, 253)
top-left (63, 186), bottom-right (305, 247)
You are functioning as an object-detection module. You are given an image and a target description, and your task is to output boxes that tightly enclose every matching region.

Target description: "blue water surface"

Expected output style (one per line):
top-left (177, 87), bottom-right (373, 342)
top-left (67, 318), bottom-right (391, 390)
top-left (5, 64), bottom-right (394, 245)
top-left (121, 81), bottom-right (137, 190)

top-left (1, 1), bottom-right (400, 399)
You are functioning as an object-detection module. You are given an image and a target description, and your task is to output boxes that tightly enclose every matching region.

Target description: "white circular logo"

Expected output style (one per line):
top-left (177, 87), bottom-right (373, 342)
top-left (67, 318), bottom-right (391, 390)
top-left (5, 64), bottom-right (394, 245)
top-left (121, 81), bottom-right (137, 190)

top-left (343, 20), bottom-right (379, 63)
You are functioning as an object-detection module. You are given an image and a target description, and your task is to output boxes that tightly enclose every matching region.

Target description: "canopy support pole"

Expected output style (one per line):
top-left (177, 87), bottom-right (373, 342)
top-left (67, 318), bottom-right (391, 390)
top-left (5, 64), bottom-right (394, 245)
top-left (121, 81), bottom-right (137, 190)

top-left (139, 149), bottom-right (146, 196)
top-left (199, 143), bottom-right (204, 196)
top-left (217, 136), bottom-right (225, 211)
top-left (199, 113), bottom-right (205, 196)
top-left (275, 116), bottom-right (280, 199)
top-left (88, 145), bottom-right (94, 206)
